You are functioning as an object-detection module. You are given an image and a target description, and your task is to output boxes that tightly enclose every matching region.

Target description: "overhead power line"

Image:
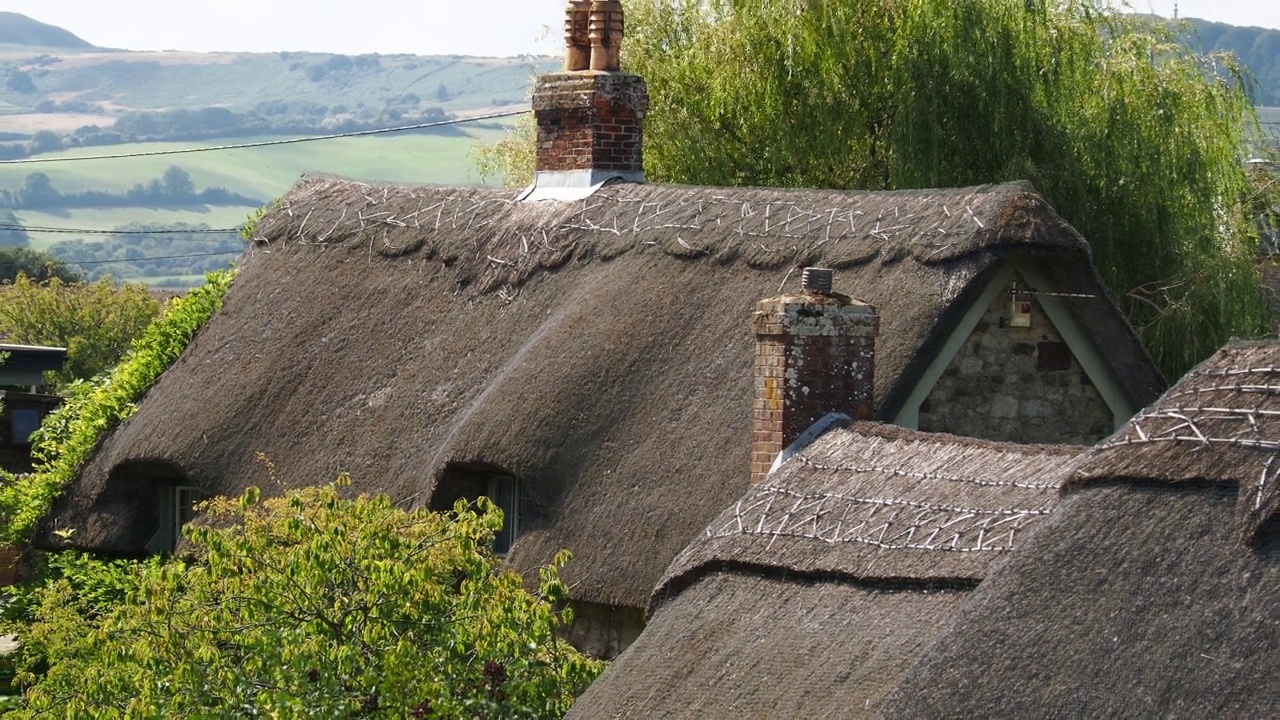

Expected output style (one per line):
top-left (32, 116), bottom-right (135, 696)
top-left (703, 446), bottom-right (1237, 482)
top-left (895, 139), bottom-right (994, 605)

top-left (0, 223), bottom-right (241, 235)
top-left (0, 109), bottom-right (528, 165)
top-left (64, 251), bottom-right (239, 266)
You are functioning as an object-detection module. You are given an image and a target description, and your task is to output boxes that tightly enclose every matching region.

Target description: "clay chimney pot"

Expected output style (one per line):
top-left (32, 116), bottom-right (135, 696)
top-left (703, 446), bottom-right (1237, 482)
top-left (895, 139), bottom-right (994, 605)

top-left (564, 1), bottom-right (592, 72)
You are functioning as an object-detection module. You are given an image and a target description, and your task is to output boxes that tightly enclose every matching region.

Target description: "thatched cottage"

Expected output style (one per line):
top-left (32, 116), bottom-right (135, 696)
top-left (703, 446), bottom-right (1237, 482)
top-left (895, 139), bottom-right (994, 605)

top-left (571, 422), bottom-right (1084, 716)
top-left (881, 341), bottom-right (1279, 717)
top-left (39, 3), bottom-right (1161, 656)
top-left (573, 341), bottom-right (1278, 717)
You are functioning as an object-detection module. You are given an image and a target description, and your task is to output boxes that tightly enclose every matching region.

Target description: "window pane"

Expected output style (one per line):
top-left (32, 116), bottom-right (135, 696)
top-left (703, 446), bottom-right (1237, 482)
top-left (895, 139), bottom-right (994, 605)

top-left (490, 476), bottom-right (517, 554)
top-left (12, 409), bottom-right (40, 444)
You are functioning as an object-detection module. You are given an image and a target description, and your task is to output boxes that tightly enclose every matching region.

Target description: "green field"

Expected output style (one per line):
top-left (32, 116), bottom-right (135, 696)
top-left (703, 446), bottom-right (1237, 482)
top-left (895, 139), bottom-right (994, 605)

top-left (4, 122), bottom-right (515, 247)
top-left (14, 207), bottom-right (256, 250)
top-left (4, 122), bottom-right (517, 281)
top-left (1, 124), bottom-right (510, 196)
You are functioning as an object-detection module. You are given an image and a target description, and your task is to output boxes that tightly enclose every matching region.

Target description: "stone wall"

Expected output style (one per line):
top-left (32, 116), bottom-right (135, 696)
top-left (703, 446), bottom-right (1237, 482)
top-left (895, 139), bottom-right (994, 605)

top-left (560, 601), bottom-right (645, 659)
top-left (918, 276), bottom-right (1112, 445)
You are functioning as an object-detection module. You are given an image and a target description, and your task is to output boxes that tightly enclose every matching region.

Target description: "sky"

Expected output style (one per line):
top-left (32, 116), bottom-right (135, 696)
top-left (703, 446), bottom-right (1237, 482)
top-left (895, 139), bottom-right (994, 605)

top-left (4, 1), bottom-right (1279, 57)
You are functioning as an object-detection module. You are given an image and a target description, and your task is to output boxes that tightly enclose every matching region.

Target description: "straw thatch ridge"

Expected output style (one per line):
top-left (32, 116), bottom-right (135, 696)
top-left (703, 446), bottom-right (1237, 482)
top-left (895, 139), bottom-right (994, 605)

top-left (572, 422), bottom-right (1083, 718)
top-left (42, 177), bottom-right (1152, 611)
top-left (879, 341), bottom-right (1280, 718)
top-left (651, 421), bottom-right (1084, 615)
top-left (1067, 341), bottom-right (1280, 543)
top-left (251, 176), bottom-right (1161, 417)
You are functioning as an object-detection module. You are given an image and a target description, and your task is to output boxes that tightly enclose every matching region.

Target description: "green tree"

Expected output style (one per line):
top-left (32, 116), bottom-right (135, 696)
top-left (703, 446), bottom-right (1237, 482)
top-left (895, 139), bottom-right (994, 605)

top-left (0, 274), bottom-right (160, 384)
top-left (0, 271), bottom-right (235, 546)
top-left (5, 69), bottom-right (35, 94)
top-left (482, 0), bottom-right (1268, 377)
top-left (0, 247), bottom-right (80, 283)
top-left (0, 211), bottom-right (30, 248)
top-left (5, 478), bottom-right (602, 717)
top-left (160, 165), bottom-right (196, 200)
top-left (16, 172), bottom-right (59, 208)
top-left (27, 130), bottom-right (61, 155)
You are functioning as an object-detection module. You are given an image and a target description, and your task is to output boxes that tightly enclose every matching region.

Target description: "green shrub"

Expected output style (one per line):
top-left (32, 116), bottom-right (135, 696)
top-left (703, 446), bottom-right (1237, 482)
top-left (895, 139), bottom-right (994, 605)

top-left (0, 269), bottom-right (236, 546)
top-left (4, 480), bottom-right (602, 717)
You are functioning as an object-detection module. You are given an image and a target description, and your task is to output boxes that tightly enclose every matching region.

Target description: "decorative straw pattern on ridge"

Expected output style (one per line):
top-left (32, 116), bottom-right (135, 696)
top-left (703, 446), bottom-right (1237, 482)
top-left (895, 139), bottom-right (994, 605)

top-left (708, 483), bottom-right (1051, 554)
top-left (1071, 341), bottom-right (1280, 542)
top-left (654, 422), bottom-right (1083, 612)
top-left (252, 177), bottom-right (1083, 291)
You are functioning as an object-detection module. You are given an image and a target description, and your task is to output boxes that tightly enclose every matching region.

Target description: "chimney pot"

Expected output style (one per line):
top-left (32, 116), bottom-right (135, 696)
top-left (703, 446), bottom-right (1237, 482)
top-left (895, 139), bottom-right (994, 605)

top-left (589, 0), bottom-right (625, 72)
top-left (564, 1), bottom-right (591, 72)
top-left (801, 267), bottom-right (834, 295)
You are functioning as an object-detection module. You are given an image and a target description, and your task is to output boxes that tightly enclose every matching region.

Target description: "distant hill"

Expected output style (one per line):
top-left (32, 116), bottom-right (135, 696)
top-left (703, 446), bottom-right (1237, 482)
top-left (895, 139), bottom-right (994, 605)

top-left (1186, 18), bottom-right (1279, 106)
top-left (0, 12), bottom-right (94, 50)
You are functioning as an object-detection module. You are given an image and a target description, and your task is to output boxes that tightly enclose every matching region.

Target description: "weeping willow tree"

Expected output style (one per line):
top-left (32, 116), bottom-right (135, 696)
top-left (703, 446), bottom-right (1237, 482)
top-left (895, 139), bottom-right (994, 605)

top-left (478, 0), bottom-right (1267, 378)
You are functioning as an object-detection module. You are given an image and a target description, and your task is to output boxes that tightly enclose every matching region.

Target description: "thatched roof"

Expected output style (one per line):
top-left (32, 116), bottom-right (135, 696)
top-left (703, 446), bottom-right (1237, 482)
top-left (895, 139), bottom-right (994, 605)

top-left (43, 177), bottom-right (1154, 611)
top-left (571, 422), bottom-right (1084, 717)
top-left (1071, 340), bottom-right (1280, 543)
top-left (881, 341), bottom-right (1280, 717)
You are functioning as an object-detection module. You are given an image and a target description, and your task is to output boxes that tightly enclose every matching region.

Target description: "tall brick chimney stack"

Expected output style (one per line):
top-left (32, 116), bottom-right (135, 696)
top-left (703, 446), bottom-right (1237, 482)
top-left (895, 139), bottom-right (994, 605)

top-left (529, 0), bottom-right (648, 194)
top-left (751, 268), bottom-right (878, 485)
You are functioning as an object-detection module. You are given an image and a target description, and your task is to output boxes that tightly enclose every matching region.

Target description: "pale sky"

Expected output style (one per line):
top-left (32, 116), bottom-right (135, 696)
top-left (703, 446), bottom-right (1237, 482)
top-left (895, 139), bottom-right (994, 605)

top-left (4, 1), bottom-right (1279, 57)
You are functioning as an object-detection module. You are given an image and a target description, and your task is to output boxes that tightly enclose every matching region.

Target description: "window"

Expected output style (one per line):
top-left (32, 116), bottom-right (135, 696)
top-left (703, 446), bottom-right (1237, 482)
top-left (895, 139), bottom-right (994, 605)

top-left (171, 485), bottom-right (199, 549)
top-left (11, 408), bottom-right (40, 445)
top-left (144, 484), bottom-right (200, 554)
top-left (487, 475), bottom-right (534, 556)
top-left (429, 463), bottom-right (537, 556)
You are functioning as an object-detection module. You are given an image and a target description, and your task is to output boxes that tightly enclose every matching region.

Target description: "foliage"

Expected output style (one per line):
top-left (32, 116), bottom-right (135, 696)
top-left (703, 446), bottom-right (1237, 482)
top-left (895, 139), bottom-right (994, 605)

top-left (0, 246), bottom-right (79, 283)
top-left (0, 211), bottom-right (30, 248)
top-left (4, 479), bottom-right (603, 717)
top-left (0, 274), bottom-right (161, 385)
top-left (1250, 157), bottom-right (1280, 246)
top-left (1185, 18), bottom-right (1280, 106)
top-left (0, 270), bottom-right (235, 546)
top-left (486, 0), bottom-right (1268, 377)
top-left (473, 112), bottom-right (536, 188)
top-left (2, 551), bottom-right (160, 627)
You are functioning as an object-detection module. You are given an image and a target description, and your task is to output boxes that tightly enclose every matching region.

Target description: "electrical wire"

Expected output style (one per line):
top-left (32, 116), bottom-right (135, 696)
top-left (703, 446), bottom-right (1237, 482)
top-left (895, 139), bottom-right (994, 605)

top-left (62, 251), bottom-right (239, 266)
top-left (0, 109), bottom-right (528, 165)
top-left (0, 223), bottom-right (241, 235)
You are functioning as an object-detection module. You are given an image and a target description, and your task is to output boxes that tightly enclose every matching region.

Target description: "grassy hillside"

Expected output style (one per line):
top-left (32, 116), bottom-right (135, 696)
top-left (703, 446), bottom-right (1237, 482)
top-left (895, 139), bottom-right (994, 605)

top-left (4, 124), bottom-right (512, 287)
top-left (0, 50), bottom-right (554, 125)
top-left (0, 12), bottom-right (93, 49)
top-left (0, 124), bottom-right (507, 199)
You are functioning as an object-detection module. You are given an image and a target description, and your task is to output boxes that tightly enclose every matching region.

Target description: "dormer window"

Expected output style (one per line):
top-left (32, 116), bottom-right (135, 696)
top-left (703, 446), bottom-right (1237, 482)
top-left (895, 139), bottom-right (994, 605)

top-left (488, 475), bottom-right (536, 556)
top-left (145, 483), bottom-right (200, 554)
top-left (107, 460), bottom-right (200, 555)
top-left (430, 463), bottom-right (538, 556)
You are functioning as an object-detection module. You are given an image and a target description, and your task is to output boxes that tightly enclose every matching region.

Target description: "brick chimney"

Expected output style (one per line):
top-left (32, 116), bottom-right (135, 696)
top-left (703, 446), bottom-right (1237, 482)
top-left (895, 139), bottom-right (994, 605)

top-left (751, 268), bottom-right (878, 484)
top-left (528, 0), bottom-right (648, 195)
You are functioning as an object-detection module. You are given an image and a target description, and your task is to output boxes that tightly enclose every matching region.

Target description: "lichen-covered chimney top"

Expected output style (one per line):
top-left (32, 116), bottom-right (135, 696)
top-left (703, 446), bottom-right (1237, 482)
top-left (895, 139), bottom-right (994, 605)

top-left (524, 0), bottom-right (647, 200)
top-left (751, 270), bottom-right (879, 484)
